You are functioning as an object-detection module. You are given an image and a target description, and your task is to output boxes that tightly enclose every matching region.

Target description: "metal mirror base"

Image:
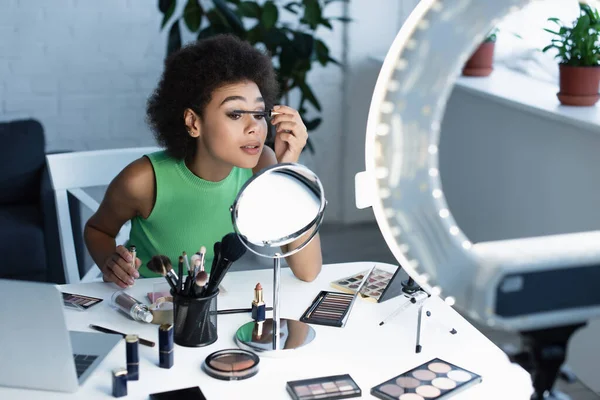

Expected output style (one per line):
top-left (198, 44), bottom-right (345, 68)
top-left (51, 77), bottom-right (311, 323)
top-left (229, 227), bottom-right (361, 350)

top-left (235, 318), bottom-right (316, 356)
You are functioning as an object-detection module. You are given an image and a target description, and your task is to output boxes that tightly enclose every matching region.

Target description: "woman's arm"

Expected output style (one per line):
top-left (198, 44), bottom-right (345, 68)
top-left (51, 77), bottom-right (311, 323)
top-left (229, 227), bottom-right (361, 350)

top-left (253, 147), bottom-right (323, 282)
top-left (84, 157), bottom-right (155, 287)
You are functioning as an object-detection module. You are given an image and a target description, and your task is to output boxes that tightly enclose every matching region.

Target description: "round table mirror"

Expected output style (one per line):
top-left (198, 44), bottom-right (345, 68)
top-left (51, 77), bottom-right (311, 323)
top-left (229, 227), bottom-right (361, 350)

top-left (230, 163), bottom-right (326, 354)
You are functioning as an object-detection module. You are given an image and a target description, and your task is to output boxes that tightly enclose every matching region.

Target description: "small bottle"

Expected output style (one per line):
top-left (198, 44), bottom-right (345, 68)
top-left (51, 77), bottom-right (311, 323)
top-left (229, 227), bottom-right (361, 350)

top-left (111, 368), bottom-right (128, 397)
top-left (111, 291), bottom-right (153, 323)
top-left (125, 335), bottom-right (139, 381)
top-left (251, 283), bottom-right (265, 322)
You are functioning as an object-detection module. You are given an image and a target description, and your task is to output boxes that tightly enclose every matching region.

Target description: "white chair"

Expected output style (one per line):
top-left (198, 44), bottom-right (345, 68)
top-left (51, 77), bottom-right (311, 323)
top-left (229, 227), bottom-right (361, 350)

top-left (46, 146), bottom-right (161, 284)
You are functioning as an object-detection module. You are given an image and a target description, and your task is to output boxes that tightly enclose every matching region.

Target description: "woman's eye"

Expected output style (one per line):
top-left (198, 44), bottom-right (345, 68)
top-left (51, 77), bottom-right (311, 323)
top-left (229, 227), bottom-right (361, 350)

top-left (254, 114), bottom-right (265, 120)
top-left (227, 112), bottom-right (242, 120)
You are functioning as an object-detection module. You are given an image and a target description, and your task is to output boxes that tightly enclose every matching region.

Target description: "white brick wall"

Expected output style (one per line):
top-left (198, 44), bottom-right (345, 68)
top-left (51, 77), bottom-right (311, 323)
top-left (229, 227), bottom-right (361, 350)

top-left (1, 0), bottom-right (164, 152)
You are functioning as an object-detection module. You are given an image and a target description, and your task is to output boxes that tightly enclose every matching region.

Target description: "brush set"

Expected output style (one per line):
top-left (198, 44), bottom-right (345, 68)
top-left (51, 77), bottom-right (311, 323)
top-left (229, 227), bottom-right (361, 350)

top-left (146, 232), bottom-right (247, 347)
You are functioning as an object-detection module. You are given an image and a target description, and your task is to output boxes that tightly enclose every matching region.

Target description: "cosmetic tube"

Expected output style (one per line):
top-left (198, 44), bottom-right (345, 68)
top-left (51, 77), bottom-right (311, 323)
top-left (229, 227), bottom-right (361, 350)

top-left (159, 324), bottom-right (174, 369)
top-left (126, 335), bottom-right (139, 381)
top-left (111, 291), bottom-right (153, 323)
top-left (112, 368), bottom-right (128, 397)
top-left (251, 283), bottom-right (265, 322)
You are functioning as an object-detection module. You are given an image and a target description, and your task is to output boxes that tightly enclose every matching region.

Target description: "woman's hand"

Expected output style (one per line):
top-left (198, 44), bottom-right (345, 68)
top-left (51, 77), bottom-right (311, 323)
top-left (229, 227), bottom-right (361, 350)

top-left (271, 105), bottom-right (308, 164)
top-left (101, 245), bottom-right (141, 288)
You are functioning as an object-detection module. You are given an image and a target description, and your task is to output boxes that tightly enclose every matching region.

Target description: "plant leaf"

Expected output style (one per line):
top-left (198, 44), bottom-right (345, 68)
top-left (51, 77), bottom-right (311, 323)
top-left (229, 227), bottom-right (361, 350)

top-left (304, 117), bottom-right (322, 130)
top-left (292, 31), bottom-right (314, 58)
top-left (160, 0), bottom-right (177, 29)
top-left (284, 2), bottom-right (301, 14)
top-left (183, 0), bottom-right (203, 32)
top-left (330, 16), bottom-right (353, 22)
top-left (213, 0), bottom-right (246, 35)
top-left (167, 20), bottom-right (182, 56)
top-left (262, 1), bottom-right (278, 30)
top-left (299, 81), bottom-right (321, 111)
top-left (238, 1), bottom-right (262, 18)
top-left (303, 0), bottom-right (322, 30)
top-left (320, 18), bottom-right (333, 29)
top-left (314, 39), bottom-right (329, 65)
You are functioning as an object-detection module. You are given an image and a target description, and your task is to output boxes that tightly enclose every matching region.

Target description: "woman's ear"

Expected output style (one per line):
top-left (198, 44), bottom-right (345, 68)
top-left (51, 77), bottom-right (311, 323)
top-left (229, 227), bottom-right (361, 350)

top-left (184, 108), bottom-right (201, 138)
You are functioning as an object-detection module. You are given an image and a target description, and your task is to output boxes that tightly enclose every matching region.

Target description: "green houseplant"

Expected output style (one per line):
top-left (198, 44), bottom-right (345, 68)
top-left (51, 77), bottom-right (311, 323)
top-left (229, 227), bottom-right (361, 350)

top-left (543, 2), bottom-right (600, 106)
top-left (462, 28), bottom-right (498, 77)
top-left (157, 0), bottom-right (350, 153)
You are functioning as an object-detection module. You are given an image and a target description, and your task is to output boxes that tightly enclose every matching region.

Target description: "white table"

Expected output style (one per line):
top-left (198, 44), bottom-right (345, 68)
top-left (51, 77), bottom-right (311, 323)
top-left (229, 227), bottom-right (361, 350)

top-left (0, 262), bottom-right (533, 399)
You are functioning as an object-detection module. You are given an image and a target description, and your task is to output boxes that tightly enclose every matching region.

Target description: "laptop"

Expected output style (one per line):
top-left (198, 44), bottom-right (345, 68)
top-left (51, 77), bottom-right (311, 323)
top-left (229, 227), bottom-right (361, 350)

top-left (0, 279), bottom-right (121, 393)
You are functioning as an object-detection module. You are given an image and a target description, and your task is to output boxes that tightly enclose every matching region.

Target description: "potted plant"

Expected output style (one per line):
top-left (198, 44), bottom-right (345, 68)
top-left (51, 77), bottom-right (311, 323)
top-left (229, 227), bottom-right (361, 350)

top-left (543, 2), bottom-right (600, 106)
top-left (462, 28), bottom-right (498, 77)
top-left (156, 0), bottom-right (350, 153)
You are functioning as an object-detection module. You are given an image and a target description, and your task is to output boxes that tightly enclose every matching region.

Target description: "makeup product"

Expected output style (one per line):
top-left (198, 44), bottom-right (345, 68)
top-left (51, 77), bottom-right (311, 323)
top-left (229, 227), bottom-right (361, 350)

top-left (286, 374), bottom-right (361, 400)
top-left (370, 358), bottom-right (482, 400)
top-left (110, 291), bottom-right (154, 323)
top-left (112, 368), bottom-right (128, 398)
top-left (147, 255), bottom-right (179, 293)
top-left (125, 334), bottom-right (139, 381)
top-left (129, 245), bottom-right (137, 271)
top-left (159, 324), bottom-right (174, 369)
top-left (150, 386), bottom-right (207, 400)
top-left (89, 324), bottom-right (155, 347)
top-left (204, 233), bottom-right (246, 296)
top-left (202, 348), bottom-right (259, 381)
top-left (232, 109), bottom-right (283, 118)
top-left (218, 307), bottom-right (273, 315)
top-left (251, 283), bottom-right (266, 322)
top-left (178, 255), bottom-right (185, 293)
top-left (341, 266), bottom-right (374, 327)
top-left (331, 265), bottom-right (405, 303)
top-left (62, 292), bottom-right (103, 310)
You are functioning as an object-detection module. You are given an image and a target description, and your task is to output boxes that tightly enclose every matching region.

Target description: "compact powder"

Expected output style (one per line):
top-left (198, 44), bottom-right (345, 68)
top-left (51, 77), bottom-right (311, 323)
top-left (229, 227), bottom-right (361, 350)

top-left (412, 369), bottom-right (437, 381)
top-left (380, 384), bottom-right (404, 397)
top-left (428, 362), bottom-right (451, 373)
top-left (202, 349), bottom-right (259, 381)
top-left (416, 385), bottom-right (441, 398)
top-left (447, 370), bottom-right (472, 382)
top-left (396, 377), bottom-right (420, 388)
top-left (432, 377), bottom-right (457, 390)
top-left (399, 394), bottom-right (424, 400)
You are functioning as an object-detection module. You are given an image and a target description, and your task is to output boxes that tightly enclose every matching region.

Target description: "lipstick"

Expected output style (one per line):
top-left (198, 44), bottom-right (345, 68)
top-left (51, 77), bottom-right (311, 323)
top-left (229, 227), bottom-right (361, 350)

top-left (251, 283), bottom-right (265, 322)
top-left (112, 368), bottom-right (128, 397)
top-left (159, 324), bottom-right (174, 369)
top-left (125, 334), bottom-right (139, 380)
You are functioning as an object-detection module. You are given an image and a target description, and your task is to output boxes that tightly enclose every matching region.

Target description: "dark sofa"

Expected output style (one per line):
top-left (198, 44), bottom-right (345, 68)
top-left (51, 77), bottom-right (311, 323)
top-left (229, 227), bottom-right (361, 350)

top-left (0, 119), bottom-right (67, 283)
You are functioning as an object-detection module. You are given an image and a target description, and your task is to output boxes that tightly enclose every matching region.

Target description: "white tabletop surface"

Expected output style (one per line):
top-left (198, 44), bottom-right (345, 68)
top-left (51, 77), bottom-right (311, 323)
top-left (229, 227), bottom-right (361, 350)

top-left (0, 262), bottom-right (533, 399)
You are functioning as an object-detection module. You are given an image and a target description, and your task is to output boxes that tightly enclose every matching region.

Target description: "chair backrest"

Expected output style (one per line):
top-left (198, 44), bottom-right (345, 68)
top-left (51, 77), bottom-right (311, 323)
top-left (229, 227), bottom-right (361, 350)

top-left (46, 146), bottom-right (161, 284)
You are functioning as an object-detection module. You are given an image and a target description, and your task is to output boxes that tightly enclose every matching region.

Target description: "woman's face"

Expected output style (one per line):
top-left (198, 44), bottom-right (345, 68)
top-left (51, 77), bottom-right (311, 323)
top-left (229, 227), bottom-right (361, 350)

top-left (198, 81), bottom-right (269, 169)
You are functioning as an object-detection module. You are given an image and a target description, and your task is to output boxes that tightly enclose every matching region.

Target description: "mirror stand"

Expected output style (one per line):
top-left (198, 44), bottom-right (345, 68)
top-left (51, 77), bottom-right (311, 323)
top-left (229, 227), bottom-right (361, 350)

top-left (235, 253), bottom-right (316, 356)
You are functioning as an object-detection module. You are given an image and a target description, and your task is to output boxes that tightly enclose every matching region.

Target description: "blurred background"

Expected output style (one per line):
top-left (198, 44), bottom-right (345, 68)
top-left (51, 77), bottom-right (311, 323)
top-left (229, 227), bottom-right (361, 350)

top-left (1, 0), bottom-right (599, 398)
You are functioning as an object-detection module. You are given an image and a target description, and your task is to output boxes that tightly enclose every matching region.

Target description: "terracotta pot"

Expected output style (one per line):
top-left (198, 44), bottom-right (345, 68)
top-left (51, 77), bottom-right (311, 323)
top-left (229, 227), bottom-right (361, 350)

top-left (557, 64), bottom-right (600, 106)
top-left (462, 41), bottom-right (495, 77)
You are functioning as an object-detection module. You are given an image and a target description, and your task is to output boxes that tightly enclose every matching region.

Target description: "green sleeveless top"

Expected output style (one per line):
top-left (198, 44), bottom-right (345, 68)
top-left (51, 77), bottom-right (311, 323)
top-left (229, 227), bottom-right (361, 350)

top-left (128, 151), bottom-right (253, 278)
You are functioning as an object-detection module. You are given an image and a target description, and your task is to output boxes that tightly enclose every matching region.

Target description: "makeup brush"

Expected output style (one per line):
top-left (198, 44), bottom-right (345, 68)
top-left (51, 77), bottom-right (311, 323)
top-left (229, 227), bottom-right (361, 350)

top-left (182, 251), bottom-right (190, 274)
top-left (198, 246), bottom-right (206, 276)
top-left (194, 267), bottom-right (209, 297)
top-left (204, 233), bottom-right (247, 296)
top-left (147, 255), bottom-right (178, 293)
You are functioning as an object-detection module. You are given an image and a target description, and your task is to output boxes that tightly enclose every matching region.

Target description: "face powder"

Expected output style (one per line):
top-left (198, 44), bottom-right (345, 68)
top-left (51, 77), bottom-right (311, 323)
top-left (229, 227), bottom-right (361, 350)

top-left (202, 349), bottom-right (259, 381)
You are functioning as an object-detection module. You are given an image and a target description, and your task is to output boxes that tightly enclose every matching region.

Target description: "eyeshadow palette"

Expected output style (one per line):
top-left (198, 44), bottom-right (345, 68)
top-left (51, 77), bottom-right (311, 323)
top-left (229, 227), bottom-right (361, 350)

top-left (371, 358), bottom-right (482, 400)
top-left (299, 291), bottom-right (355, 328)
top-left (330, 266), bottom-right (404, 303)
top-left (286, 374), bottom-right (361, 400)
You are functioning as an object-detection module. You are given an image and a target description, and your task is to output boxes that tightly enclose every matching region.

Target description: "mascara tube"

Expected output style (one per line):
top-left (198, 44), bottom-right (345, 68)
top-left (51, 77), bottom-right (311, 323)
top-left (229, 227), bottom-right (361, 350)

top-left (126, 335), bottom-right (139, 380)
top-left (159, 324), bottom-right (174, 369)
top-left (112, 368), bottom-right (128, 397)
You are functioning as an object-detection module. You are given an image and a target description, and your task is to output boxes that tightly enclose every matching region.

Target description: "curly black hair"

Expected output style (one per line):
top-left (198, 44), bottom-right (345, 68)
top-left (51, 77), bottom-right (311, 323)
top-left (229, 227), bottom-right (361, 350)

top-left (146, 34), bottom-right (279, 160)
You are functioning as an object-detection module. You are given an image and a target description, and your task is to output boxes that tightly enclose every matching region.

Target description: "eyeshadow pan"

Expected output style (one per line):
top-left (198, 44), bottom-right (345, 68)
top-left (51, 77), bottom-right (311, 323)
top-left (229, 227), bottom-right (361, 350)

top-left (416, 385), bottom-right (441, 398)
top-left (380, 384), bottom-right (404, 397)
top-left (412, 370), bottom-right (436, 381)
top-left (300, 291), bottom-right (355, 327)
top-left (432, 377), bottom-right (456, 390)
top-left (294, 386), bottom-right (311, 396)
top-left (396, 377), bottom-right (420, 388)
top-left (399, 394), bottom-right (424, 400)
top-left (428, 362), bottom-right (451, 373)
top-left (447, 370), bottom-right (472, 382)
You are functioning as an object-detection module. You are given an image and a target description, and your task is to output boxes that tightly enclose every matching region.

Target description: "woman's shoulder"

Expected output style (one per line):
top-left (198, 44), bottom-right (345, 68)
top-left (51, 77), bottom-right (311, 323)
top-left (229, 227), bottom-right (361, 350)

top-left (112, 154), bottom-right (155, 202)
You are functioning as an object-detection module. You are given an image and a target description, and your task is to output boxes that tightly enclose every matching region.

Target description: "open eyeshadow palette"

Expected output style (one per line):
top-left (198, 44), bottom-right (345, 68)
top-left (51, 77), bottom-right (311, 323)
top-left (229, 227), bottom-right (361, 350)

top-left (371, 358), bottom-right (482, 400)
top-left (299, 291), bottom-right (355, 327)
top-left (330, 266), bottom-right (404, 303)
top-left (286, 374), bottom-right (361, 400)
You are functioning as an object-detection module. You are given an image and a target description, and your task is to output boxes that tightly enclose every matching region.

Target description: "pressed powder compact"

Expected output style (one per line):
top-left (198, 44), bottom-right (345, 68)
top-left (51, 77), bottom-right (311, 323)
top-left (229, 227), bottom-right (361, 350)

top-left (202, 349), bottom-right (259, 381)
top-left (371, 358), bottom-right (482, 400)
